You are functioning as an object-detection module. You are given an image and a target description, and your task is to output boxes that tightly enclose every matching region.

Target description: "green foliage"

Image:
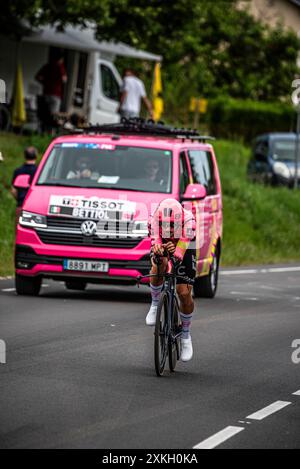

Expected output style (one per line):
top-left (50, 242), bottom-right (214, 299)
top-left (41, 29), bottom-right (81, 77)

top-left (1, 133), bottom-right (300, 275)
top-left (1, 0), bottom-right (299, 109)
top-left (208, 98), bottom-right (295, 142)
top-left (214, 140), bottom-right (300, 266)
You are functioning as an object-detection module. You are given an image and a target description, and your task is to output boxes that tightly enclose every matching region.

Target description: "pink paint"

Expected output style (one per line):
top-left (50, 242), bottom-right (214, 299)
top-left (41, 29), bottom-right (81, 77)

top-left (15, 133), bottom-right (223, 288)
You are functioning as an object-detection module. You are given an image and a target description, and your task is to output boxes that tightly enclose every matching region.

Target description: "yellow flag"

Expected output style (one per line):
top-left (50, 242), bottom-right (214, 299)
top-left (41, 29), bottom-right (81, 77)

top-left (12, 62), bottom-right (26, 127)
top-left (199, 98), bottom-right (208, 114)
top-left (152, 62), bottom-right (163, 121)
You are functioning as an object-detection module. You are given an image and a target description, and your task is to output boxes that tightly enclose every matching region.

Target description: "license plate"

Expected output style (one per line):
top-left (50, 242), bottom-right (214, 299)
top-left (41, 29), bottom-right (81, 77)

top-left (63, 259), bottom-right (109, 272)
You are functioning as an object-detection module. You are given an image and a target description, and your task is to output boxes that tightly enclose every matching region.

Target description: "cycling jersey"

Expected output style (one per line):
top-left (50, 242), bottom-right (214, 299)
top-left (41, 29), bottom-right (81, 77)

top-left (149, 205), bottom-right (196, 261)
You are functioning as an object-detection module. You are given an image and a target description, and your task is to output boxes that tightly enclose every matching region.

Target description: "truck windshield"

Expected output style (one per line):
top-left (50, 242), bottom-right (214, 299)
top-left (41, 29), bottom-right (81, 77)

top-left (37, 143), bottom-right (172, 193)
top-left (273, 140), bottom-right (296, 162)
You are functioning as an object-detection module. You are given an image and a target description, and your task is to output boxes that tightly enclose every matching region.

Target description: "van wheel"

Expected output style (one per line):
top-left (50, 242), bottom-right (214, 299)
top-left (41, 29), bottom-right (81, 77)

top-left (15, 274), bottom-right (42, 296)
top-left (65, 281), bottom-right (87, 291)
top-left (193, 249), bottom-right (219, 298)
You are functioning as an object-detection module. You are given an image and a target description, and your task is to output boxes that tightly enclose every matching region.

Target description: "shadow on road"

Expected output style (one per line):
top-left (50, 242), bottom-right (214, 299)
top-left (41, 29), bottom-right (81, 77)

top-left (41, 284), bottom-right (151, 304)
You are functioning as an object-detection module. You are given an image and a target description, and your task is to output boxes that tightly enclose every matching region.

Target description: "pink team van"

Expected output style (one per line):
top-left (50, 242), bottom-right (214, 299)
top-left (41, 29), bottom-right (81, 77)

top-left (13, 122), bottom-right (223, 297)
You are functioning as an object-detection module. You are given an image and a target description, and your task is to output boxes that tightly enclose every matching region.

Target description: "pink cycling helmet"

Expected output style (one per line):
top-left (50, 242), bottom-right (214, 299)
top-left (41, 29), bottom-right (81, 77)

top-left (154, 198), bottom-right (184, 239)
top-left (156, 198), bottom-right (183, 223)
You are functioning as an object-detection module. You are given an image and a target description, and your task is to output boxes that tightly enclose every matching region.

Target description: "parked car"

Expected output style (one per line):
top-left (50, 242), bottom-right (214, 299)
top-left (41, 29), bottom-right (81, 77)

top-left (13, 121), bottom-right (223, 298)
top-left (248, 133), bottom-right (299, 188)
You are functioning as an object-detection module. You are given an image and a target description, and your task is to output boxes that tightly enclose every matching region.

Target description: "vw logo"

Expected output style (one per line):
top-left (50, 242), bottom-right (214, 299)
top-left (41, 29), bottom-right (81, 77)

top-left (81, 220), bottom-right (97, 237)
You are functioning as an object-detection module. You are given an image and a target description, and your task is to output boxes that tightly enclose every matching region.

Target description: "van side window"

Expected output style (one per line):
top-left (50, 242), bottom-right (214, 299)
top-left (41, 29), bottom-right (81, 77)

top-left (188, 150), bottom-right (217, 195)
top-left (100, 64), bottom-right (120, 101)
top-left (180, 152), bottom-right (189, 194)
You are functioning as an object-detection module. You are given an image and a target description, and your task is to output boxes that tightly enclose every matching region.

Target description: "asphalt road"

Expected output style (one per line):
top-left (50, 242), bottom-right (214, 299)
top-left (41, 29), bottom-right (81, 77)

top-left (0, 264), bottom-right (300, 449)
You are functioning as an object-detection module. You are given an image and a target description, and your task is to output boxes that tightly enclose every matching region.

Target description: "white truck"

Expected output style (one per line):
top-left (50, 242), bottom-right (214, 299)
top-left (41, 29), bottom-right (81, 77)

top-left (0, 24), bottom-right (161, 129)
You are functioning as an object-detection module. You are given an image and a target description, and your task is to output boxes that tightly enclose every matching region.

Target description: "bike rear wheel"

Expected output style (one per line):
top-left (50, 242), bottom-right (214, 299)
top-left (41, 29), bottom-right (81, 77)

top-left (168, 297), bottom-right (181, 372)
top-left (154, 291), bottom-right (169, 377)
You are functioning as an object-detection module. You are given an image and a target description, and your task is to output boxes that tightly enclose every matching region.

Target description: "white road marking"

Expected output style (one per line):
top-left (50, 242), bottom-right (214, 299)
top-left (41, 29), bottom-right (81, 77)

top-left (230, 291), bottom-right (249, 295)
top-left (246, 401), bottom-right (291, 420)
top-left (193, 426), bottom-right (244, 449)
top-left (259, 285), bottom-right (278, 291)
top-left (221, 269), bottom-right (258, 275)
top-left (292, 390), bottom-right (300, 396)
top-left (1, 288), bottom-right (16, 292)
top-left (221, 266), bottom-right (300, 276)
top-left (268, 267), bottom-right (300, 273)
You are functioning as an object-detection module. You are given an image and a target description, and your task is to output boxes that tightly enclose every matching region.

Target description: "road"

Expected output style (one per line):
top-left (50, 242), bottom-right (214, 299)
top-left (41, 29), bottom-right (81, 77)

top-left (0, 264), bottom-right (300, 449)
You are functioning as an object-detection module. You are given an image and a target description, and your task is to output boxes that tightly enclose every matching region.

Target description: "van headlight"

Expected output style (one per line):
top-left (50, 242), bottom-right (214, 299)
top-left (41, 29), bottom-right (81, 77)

top-left (132, 220), bottom-right (148, 236)
top-left (273, 162), bottom-right (291, 179)
top-left (19, 211), bottom-right (47, 229)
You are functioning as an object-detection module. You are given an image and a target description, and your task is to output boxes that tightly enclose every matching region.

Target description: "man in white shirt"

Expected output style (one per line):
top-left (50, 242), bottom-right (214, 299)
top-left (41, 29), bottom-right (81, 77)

top-left (119, 69), bottom-right (153, 119)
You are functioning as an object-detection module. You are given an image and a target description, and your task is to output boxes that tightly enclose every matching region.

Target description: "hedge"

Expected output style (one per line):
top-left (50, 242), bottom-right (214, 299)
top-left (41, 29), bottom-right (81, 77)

top-left (207, 98), bottom-right (296, 142)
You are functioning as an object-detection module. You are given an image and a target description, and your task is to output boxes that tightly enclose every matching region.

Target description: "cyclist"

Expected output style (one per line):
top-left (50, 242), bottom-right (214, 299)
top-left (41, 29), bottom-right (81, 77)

top-left (146, 198), bottom-right (196, 362)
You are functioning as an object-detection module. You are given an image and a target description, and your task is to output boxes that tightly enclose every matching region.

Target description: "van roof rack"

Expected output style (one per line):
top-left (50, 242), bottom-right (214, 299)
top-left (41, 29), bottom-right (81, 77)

top-left (73, 118), bottom-right (215, 142)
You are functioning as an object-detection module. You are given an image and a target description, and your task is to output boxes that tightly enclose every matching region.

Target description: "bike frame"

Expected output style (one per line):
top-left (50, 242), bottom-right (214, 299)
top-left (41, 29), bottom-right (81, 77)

top-left (137, 256), bottom-right (193, 345)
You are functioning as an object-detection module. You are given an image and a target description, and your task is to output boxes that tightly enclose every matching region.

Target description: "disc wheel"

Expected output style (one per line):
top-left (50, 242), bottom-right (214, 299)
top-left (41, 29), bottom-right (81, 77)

top-left (154, 291), bottom-right (169, 377)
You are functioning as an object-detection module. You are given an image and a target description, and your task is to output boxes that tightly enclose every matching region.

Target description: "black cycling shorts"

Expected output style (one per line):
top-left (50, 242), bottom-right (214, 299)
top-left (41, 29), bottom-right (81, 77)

top-left (175, 248), bottom-right (196, 284)
top-left (150, 248), bottom-right (196, 285)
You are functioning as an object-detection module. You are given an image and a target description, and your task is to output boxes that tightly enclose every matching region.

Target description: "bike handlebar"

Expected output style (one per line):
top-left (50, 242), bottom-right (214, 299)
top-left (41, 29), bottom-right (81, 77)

top-left (136, 272), bottom-right (194, 286)
top-left (137, 252), bottom-right (194, 286)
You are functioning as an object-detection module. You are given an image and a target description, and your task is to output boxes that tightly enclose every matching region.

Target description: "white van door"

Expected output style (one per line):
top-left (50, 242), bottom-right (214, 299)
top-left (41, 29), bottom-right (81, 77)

top-left (89, 59), bottom-right (122, 125)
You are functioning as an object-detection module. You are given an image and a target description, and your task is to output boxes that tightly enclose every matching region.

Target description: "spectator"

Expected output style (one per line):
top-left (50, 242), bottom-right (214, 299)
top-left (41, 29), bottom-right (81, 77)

top-left (35, 49), bottom-right (67, 129)
top-left (11, 147), bottom-right (38, 222)
top-left (119, 68), bottom-right (153, 119)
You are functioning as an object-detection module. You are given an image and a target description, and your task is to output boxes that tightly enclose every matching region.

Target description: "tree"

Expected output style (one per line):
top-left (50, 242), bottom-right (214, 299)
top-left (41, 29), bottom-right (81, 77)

top-left (1, 0), bottom-right (299, 114)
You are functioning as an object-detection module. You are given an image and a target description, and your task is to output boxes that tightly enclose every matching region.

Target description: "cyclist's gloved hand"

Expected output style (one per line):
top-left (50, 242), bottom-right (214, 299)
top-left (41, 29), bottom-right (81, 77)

top-left (163, 241), bottom-right (176, 255)
top-left (153, 243), bottom-right (164, 256)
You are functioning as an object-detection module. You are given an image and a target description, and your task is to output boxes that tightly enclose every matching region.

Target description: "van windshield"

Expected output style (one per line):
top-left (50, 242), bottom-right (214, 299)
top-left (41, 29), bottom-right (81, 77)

top-left (272, 140), bottom-right (296, 162)
top-left (37, 143), bottom-right (172, 193)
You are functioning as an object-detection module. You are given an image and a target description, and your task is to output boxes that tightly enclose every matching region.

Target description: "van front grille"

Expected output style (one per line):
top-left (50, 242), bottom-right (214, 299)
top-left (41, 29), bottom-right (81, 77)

top-left (36, 230), bottom-right (141, 248)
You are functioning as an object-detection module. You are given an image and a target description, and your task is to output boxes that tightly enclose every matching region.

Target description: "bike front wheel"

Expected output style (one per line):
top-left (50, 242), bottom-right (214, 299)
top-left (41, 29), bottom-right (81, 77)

top-left (168, 297), bottom-right (181, 372)
top-left (154, 291), bottom-right (169, 377)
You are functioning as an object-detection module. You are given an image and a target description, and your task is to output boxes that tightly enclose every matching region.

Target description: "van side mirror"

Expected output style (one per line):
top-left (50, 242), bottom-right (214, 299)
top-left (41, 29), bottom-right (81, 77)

top-left (13, 174), bottom-right (31, 189)
top-left (182, 183), bottom-right (207, 200)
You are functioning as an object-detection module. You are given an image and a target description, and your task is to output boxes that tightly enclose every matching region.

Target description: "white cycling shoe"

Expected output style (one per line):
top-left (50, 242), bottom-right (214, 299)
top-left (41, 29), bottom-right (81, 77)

top-left (180, 335), bottom-right (193, 362)
top-left (146, 305), bottom-right (158, 326)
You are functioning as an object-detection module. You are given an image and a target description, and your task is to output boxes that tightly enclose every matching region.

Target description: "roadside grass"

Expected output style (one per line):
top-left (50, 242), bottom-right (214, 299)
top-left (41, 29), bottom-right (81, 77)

top-left (0, 132), bottom-right (52, 276)
top-left (0, 132), bottom-right (299, 276)
top-left (214, 140), bottom-right (300, 266)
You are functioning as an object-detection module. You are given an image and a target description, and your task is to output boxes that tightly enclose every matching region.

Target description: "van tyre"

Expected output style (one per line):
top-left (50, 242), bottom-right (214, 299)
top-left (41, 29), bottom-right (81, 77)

top-left (15, 274), bottom-right (42, 296)
top-left (65, 281), bottom-right (87, 291)
top-left (193, 248), bottom-right (219, 298)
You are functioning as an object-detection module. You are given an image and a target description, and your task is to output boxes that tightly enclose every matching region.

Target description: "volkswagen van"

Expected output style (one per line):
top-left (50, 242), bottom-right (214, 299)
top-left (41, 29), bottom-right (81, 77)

top-left (13, 122), bottom-right (223, 298)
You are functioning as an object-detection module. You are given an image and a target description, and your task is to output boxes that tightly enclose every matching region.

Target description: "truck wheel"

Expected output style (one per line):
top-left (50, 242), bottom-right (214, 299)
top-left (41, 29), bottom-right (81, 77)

top-left (65, 281), bottom-right (87, 291)
top-left (193, 249), bottom-right (220, 298)
top-left (15, 274), bottom-right (42, 296)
